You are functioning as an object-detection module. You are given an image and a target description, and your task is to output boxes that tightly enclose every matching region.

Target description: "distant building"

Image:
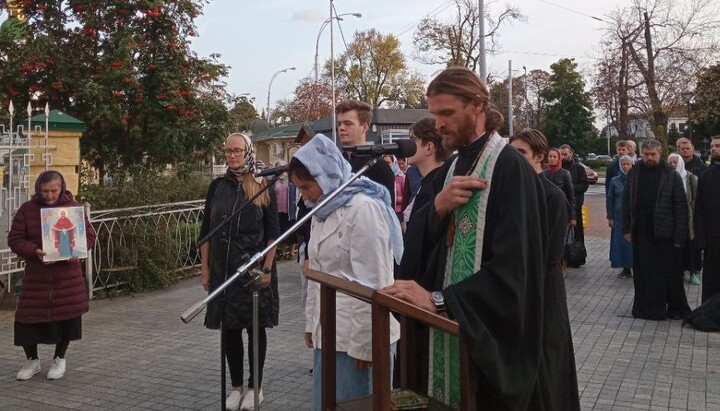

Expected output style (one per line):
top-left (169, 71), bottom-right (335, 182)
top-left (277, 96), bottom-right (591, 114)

top-left (294, 108), bottom-right (430, 148)
top-left (667, 114), bottom-right (689, 134)
top-left (250, 123), bottom-right (310, 165)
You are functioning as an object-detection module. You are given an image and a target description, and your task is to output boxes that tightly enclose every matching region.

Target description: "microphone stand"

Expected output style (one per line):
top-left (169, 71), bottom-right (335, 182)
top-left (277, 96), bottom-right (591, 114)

top-left (182, 158), bottom-right (380, 411)
top-left (195, 172), bottom-right (279, 411)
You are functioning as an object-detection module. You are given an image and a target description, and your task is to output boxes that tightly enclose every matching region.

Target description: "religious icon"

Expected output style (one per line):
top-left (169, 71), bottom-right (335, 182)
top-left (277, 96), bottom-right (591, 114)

top-left (40, 206), bottom-right (88, 262)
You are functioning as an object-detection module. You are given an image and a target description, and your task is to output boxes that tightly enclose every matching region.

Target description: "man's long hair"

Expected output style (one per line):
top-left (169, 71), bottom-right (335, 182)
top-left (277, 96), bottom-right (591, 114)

top-left (426, 67), bottom-right (504, 133)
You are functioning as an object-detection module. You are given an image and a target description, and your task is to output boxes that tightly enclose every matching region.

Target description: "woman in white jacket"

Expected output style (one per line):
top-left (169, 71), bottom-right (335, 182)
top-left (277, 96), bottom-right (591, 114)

top-left (289, 134), bottom-right (402, 411)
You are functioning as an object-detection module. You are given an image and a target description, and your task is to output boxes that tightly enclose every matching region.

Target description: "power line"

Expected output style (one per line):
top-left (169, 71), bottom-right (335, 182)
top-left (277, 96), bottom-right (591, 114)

top-left (537, 0), bottom-right (606, 22)
top-left (394, 1), bottom-right (452, 35)
top-left (332, 3), bottom-right (350, 53)
top-left (494, 49), bottom-right (601, 60)
top-left (395, 0), bottom-right (456, 38)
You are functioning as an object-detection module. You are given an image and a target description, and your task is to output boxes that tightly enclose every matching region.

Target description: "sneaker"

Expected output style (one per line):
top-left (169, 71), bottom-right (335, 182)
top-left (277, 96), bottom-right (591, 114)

top-left (691, 274), bottom-right (701, 285)
top-left (47, 358), bottom-right (66, 380)
top-left (683, 271), bottom-right (691, 283)
top-left (240, 388), bottom-right (264, 410)
top-left (17, 359), bottom-right (41, 380)
top-left (226, 389), bottom-right (244, 411)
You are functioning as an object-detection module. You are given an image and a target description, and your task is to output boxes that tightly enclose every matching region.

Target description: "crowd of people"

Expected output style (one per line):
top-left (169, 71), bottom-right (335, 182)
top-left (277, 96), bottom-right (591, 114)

top-left (9, 64), bottom-right (720, 411)
top-left (603, 136), bottom-right (720, 321)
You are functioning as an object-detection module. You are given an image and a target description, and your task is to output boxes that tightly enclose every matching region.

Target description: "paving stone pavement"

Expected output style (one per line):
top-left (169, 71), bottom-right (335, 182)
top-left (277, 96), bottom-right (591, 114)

top-left (1, 236), bottom-right (719, 410)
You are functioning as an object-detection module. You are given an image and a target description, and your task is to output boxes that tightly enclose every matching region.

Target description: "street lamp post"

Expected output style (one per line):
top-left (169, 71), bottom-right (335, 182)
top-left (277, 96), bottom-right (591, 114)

top-left (315, 12), bottom-right (361, 82)
top-left (266, 67), bottom-right (296, 126)
top-left (681, 90), bottom-right (694, 143)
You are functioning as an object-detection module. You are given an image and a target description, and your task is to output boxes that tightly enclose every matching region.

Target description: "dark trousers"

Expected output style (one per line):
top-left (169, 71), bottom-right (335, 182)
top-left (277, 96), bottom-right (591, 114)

top-left (225, 327), bottom-right (267, 389)
top-left (681, 240), bottom-right (703, 273)
top-left (574, 205), bottom-right (585, 245)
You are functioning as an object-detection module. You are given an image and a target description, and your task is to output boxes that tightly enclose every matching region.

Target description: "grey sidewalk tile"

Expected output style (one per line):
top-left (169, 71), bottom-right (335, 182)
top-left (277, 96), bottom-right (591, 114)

top-left (1, 236), bottom-right (718, 410)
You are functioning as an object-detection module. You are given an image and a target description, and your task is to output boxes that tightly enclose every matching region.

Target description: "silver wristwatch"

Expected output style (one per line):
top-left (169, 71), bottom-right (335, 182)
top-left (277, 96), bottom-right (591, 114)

top-left (431, 291), bottom-right (445, 313)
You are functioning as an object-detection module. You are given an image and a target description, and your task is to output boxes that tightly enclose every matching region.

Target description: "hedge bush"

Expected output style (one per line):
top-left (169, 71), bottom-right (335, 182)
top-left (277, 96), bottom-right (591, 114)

top-left (78, 168), bottom-right (210, 296)
top-left (77, 166), bottom-right (210, 210)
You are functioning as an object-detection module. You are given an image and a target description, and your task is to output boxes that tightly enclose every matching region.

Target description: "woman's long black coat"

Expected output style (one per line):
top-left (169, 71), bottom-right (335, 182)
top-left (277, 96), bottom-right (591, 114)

top-left (201, 172), bottom-right (280, 330)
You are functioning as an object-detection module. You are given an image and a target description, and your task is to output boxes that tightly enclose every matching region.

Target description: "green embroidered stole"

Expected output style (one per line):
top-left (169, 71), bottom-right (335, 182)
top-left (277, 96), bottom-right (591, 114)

top-left (428, 133), bottom-right (507, 408)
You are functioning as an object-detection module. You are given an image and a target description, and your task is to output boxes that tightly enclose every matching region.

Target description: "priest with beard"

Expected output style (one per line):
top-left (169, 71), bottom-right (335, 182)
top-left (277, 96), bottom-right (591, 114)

top-left (384, 67), bottom-right (552, 411)
top-left (694, 136), bottom-right (720, 303)
top-left (622, 139), bottom-right (690, 320)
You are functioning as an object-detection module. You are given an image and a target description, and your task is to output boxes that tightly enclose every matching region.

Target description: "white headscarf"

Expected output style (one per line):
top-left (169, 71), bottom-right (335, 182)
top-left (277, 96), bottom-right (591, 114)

top-left (293, 134), bottom-right (404, 263)
top-left (668, 153), bottom-right (688, 192)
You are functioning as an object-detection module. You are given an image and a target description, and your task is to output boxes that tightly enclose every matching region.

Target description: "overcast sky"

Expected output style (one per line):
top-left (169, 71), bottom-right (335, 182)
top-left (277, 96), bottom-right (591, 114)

top-left (190, 0), bottom-right (632, 114)
top-left (0, 0), bottom-right (632, 113)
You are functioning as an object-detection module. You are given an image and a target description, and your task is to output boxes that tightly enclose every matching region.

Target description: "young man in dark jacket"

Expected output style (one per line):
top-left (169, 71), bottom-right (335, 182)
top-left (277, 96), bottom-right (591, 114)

top-left (677, 137), bottom-right (708, 177)
top-left (622, 139), bottom-right (690, 321)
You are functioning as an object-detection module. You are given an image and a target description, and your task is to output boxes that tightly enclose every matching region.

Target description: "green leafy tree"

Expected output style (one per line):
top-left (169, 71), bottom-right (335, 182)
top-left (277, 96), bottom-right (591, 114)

top-left (540, 58), bottom-right (596, 153)
top-left (325, 29), bottom-right (426, 108)
top-left (227, 95), bottom-right (259, 133)
top-left (0, 0), bottom-right (230, 177)
top-left (693, 64), bottom-right (720, 142)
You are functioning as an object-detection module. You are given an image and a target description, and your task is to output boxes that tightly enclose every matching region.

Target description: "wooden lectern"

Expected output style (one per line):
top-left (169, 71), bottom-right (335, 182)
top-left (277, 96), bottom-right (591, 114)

top-left (306, 269), bottom-right (478, 411)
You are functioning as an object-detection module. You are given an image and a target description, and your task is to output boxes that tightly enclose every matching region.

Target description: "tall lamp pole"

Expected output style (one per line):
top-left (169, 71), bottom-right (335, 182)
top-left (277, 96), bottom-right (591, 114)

top-left (266, 66), bottom-right (296, 126)
top-left (478, 0), bottom-right (486, 82)
top-left (681, 90), bottom-right (694, 143)
top-left (315, 12), bottom-right (361, 82)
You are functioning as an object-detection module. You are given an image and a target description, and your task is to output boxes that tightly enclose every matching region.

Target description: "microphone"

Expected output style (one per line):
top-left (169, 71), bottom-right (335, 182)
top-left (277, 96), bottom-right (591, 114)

top-left (255, 165), bottom-right (289, 177)
top-left (342, 139), bottom-right (416, 158)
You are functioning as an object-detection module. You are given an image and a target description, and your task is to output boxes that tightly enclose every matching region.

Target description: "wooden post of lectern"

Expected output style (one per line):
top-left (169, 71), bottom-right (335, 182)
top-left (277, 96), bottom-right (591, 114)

top-left (306, 269), bottom-right (477, 411)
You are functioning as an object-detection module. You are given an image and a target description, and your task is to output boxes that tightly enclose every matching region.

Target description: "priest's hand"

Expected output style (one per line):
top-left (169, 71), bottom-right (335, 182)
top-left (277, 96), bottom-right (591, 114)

top-left (570, 219), bottom-right (577, 227)
top-left (624, 233), bottom-right (632, 243)
top-left (434, 176), bottom-right (488, 219)
top-left (383, 280), bottom-right (435, 313)
top-left (608, 219), bottom-right (614, 228)
top-left (304, 332), bottom-right (313, 348)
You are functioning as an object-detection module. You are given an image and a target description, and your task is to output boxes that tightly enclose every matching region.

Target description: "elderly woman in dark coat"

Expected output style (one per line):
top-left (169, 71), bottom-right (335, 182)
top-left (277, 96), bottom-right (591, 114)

top-left (200, 133), bottom-right (279, 411)
top-left (8, 170), bottom-right (96, 381)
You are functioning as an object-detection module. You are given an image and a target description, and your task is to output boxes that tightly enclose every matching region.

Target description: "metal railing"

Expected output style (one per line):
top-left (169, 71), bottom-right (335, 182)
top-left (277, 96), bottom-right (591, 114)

top-left (1, 200), bottom-right (205, 299)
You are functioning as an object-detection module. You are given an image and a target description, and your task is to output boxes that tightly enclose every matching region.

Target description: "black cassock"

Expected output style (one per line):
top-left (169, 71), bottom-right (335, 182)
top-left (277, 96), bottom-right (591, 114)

top-left (624, 165), bottom-right (689, 320)
top-left (695, 163), bottom-right (720, 303)
top-left (404, 134), bottom-right (570, 410)
top-left (539, 175), bottom-right (581, 411)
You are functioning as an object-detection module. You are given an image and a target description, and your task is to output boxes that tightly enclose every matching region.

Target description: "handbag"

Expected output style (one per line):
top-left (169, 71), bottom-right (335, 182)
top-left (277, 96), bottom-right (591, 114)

top-left (564, 227), bottom-right (587, 266)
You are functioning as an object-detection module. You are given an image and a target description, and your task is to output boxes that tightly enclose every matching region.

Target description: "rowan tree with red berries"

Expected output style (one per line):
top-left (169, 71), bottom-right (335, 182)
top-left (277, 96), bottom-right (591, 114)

top-left (0, 0), bottom-right (237, 176)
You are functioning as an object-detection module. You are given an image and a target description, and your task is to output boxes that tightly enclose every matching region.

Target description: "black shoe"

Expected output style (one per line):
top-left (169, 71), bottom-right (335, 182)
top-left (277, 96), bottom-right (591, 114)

top-left (617, 269), bottom-right (632, 279)
top-left (667, 312), bottom-right (684, 321)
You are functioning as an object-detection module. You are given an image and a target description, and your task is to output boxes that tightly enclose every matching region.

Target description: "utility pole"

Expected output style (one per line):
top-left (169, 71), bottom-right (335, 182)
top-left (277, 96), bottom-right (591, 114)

top-left (478, 0), bottom-right (486, 83)
top-left (508, 60), bottom-right (513, 137)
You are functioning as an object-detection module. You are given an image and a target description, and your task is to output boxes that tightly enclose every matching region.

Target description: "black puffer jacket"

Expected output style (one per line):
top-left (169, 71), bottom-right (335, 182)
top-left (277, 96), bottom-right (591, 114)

top-left (622, 161), bottom-right (688, 245)
top-left (541, 168), bottom-right (576, 220)
top-left (201, 172), bottom-right (280, 330)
